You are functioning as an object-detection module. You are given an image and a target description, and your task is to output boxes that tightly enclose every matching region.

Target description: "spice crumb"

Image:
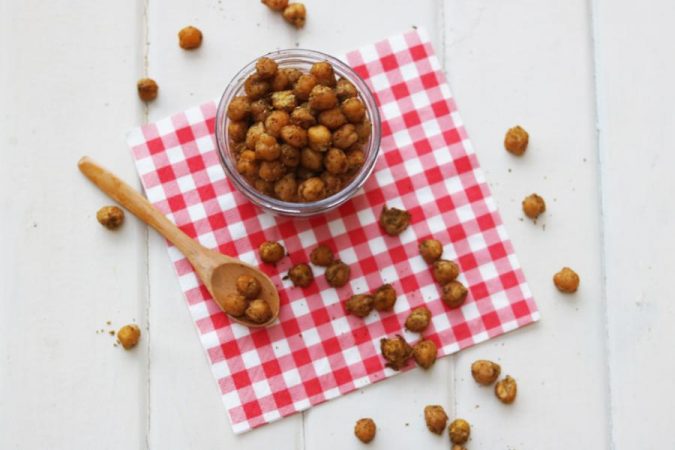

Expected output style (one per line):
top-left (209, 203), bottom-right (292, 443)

top-left (108, 330), bottom-right (115, 336)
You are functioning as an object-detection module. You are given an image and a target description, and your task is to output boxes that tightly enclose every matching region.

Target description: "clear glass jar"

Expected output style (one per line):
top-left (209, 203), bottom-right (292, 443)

top-left (215, 49), bottom-right (381, 217)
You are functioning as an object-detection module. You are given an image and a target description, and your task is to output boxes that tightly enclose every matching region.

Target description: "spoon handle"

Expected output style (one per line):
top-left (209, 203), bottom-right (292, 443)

top-left (78, 156), bottom-right (205, 260)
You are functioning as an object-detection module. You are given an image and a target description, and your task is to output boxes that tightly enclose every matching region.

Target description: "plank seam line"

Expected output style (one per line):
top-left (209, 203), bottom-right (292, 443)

top-left (588, 0), bottom-right (615, 448)
top-left (142, 0), bottom-right (151, 449)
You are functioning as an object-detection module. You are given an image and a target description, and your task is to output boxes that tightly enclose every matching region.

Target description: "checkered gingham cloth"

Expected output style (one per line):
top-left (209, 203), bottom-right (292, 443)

top-left (127, 29), bottom-right (539, 434)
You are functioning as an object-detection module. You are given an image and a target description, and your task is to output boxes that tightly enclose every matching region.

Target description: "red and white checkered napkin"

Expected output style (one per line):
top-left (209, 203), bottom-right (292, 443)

top-left (127, 29), bottom-right (539, 433)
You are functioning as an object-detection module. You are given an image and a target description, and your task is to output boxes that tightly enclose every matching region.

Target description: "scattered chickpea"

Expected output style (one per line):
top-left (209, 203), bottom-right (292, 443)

top-left (522, 193), bottom-right (546, 220)
top-left (117, 324), bottom-right (141, 350)
top-left (373, 284), bottom-right (397, 311)
top-left (96, 206), bottom-right (125, 230)
top-left (178, 25), bottom-right (203, 50)
top-left (379, 206), bottom-right (411, 236)
top-left (261, 0), bottom-right (288, 11)
top-left (448, 419), bottom-right (471, 445)
top-left (380, 335), bottom-right (413, 370)
top-left (495, 375), bottom-right (518, 404)
top-left (413, 339), bottom-right (437, 369)
top-left (354, 418), bottom-right (376, 443)
top-left (471, 360), bottom-right (501, 385)
top-left (405, 306), bottom-right (432, 332)
top-left (452, 446), bottom-right (467, 450)
top-left (259, 241), bottom-right (285, 264)
top-left (236, 274), bottom-right (262, 299)
top-left (310, 244), bottom-right (334, 267)
top-left (433, 260), bottom-right (459, 284)
top-left (288, 263), bottom-right (314, 287)
top-left (282, 3), bottom-right (306, 28)
top-left (504, 125), bottom-right (529, 156)
top-left (424, 405), bottom-right (448, 435)
top-left (222, 293), bottom-right (248, 317)
top-left (345, 294), bottom-right (374, 318)
top-left (553, 267), bottom-right (580, 293)
top-left (245, 299), bottom-right (273, 324)
top-left (419, 239), bottom-right (443, 264)
top-left (325, 260), bottom-right (350, 287)
top-left (137, 78), bottom-right (158, 102)
top-left (441, 281), bottom-right (468, 309)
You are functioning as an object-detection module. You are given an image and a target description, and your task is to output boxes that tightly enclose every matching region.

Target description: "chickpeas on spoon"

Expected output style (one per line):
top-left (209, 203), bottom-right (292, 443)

top-left (78, 156), bottom-right (279, 328)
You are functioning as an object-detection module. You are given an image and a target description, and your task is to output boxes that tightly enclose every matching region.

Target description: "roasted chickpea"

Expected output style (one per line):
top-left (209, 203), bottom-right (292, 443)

top-left (310, 244), bottom-right (334, 267)
top-left (265, 110), bottom-right (290, 138)
top-left (495, 375), bottom-right (518, 404)
top-left (553, 267), bottom-right (580, 293)
top-left (280, 125), bottom-right (308, 148)
top-left (254, 178), bottom-right (275, 196)
top-left (332, 123), bottom-right (359, 149)
top-left (178, 25), bottom-right (203, 50)
top-left (433, 260), bottom-right (459, 284)
top-left (380, 335), bottom-right (413, 370)
top-left (279, 144), bottom-right (300, 168)
top-left (283, 68), bottom-right (303, 85)
top-left (227, 96), bottom-right (251, 121)
top-left (255, 133), bottom-right (281, 161)
top-left (228, 120), bottom-right (248, 143)
top-left (324, 148), bottom-right (349, 175)
top-left (424, 405), bottom-right (448, 435)
top-left (355, 119), bottom-right (372, 143)
top-left (271, 69), bottom-right (291, 91)
top-left (300, 148), bottom-right (324, 172)
top-left (259, 241), bottom-right (285, 264)
top-left (137, 78), bottom-right (158, 101)
top-left (452, 445), bottom-right (468, 450)
top-left (236, 150), bottom-right (259, 179)
top-left (274, 174), bottom-right (298, 201)
top-left (471, 360), bottom-right (501, 385)
top-left (245, 299), bottom-right (273, 324)
top-left (373, 284), bottom-right (397, 311)
top-left (97, 206), bottom-right (125, 230)
top-left (307, 125), bottom-right (332, 151)
top-left (336, 77), bottom-right (358, 100)
top-left (522, 193), bottom-right (546, 220)
top-left (308, 85), bottom-right (338, 111)
top-left (405, 306), bottom-right (431, 332)
top-left (271, 90), bottom-right (297, 112)
top-left (325, 260), bottom-right (350, 288)
top-left (236, 274), bottom-right (261, 299)
top-left (258, 160), bottom-right (286, 182)
top-left (293, 74), bottom-right (317, 101)
top-left (341, 97), bottom-right (366, 123)
top-left (244, 73), bottom-right (270, 100)
top-left (354, 418), bottom-right (376, 444)
top-left (442, 281), bottom-right (468, 309)
top-left (419, 239), bottom-right (443, 264)
top-left (282, 3), bottom-right (306, 28)
top-left (449, 419), bottom-right (471, 445)
top-left (413, 339), bottom-right (437, 369)
top-left (318, 107), bottom-right (347, 130)
top-left (222, 293), bottom-right (247, 317)
top-left (296, 167), bottom-right (317, 180)
top-left (288, 263), bottom-right (314, 287)
top-left (379, 206), bottom-right (411, 236)
top-left (255, 57), bottom-right (278, 80)
top-left (298, 177), bottom-right (325, 202)
top-left (261, 0), bottom-right (288, 11)
top-left (310, 61), bottom-right (336, 87)
top-left (345, 294), bottom-right (374, 318)
top-left (245, 122), bottom-right (266, 149)
top-left (117, 324), bottom-right (141, 350)
top-left (250, 98), bottom-right (273, 123)
top-left (346, 148), bottom-right (366, 173)
top-left (290, 105), bottom-right (317, 128)
top-left (321, 172), bottom-right (342, 196)
top-left (504, 125), bottom-right (529, 156)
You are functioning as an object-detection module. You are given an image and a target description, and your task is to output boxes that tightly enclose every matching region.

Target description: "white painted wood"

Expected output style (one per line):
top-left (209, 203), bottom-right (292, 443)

top-left (0, 1), bottom-right (148, 449)
top-left (443, 1), bottom-right (609, 448)
top-left (594, 0), bottom-right (675, 448)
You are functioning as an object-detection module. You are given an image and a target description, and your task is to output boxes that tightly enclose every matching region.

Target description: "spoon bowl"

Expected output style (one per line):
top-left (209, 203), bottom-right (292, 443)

top-left (78, 156), bottom-right (279, 328)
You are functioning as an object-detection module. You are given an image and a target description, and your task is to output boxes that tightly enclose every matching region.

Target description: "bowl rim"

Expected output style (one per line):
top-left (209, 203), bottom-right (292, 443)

top-left (214, 48), bottom-right (381, 217)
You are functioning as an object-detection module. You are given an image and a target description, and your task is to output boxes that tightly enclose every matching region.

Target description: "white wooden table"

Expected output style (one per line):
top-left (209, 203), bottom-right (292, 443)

top-left (1, 1), bottom-right (673, 448)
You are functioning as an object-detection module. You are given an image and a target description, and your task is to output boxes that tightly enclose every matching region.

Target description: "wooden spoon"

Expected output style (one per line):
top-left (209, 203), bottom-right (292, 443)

top-left (78, 156), bottom-right (279, 328)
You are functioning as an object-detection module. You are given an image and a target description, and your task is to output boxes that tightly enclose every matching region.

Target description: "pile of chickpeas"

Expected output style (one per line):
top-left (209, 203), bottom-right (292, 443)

top-left (227, 57), bottom-right (372, 203)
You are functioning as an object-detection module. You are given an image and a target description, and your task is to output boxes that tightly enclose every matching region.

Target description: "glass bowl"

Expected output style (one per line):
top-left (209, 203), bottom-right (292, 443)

top-left (215, 49), bottom-right (381, 217)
